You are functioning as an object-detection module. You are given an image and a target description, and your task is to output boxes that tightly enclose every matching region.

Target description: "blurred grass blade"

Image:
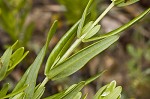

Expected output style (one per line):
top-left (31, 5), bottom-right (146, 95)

top-left (22, 22), bottom-right (34, 46)
top-left (11, 40), bottom-right (19, 50)
top-left (45, 21), bottom-right (79, 74)
top-left (83, 8), bottom-right (150, 42)
top-left (82, 94), bottom-right (88, 99)
top-left (0, 47), bottom-right (12, 81)
top-left (77, 0), bottom-right (94, 38)
top-left (103, 86), bottom-right (122, 99)
top-left (24, 20), bottom-right (57, 98)
top-left (47, 35), bottom-right (119, 80)
top-left (0, 83), bottom-right (9, 98)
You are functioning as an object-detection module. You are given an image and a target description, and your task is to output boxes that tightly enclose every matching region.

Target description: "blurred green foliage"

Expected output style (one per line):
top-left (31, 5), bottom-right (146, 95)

top-left (57, 0), bottom-right (99, 25)
top-left (126, 43), bottom-right (150, 99)
top-left (0, 0), bottom-right (34, 46)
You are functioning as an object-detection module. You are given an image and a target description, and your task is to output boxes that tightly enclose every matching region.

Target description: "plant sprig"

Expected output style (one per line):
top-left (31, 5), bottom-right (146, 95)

top-left (0, 0), bottom-right (149, 98)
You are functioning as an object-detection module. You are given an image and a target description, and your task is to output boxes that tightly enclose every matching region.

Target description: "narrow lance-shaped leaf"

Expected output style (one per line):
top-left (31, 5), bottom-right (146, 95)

top-left (1, 85), bottom-right (28, 99)
top-left (9, 47), bottom-right (25, 67)
top-left (44, 90), bottom-right (66, 99)
top-left (60, 71), bottom-right (104, 99)
top-left (77, 0), bottom-right (94, 38)
top-left (85, 71), bottom-right (105, 85)
top-left (72, 92), bottom-right (82, 99)
top-left (83, 8), bottom-right (150, 42)
top-left (45, 71), bottom-right (104, 99)
top-left (47, 35), bottom-right (119, 80)
top-left (94, 80), bottom-right (122, 99)
top-left (24, 20), bottom-right (58, 99)
top-left (11, 92), bottom-right (24, 99)
top-left (0, 47), bottom-right (12, 81)
top-left (80, 21), bottom-right (94, 36)
top-left (8, 51), bottom-right (29, 71)
top-left (103, 86), bottom-right (122, 99)
top-left (84, 24), bottom-right (101, 40)
top-left (61, 81), bottom-right (85, 99)
top-left (33, 85), bottom-right (45, 99)
top-left (11, 67), bottom-right (30, 98)
top-left (45, 21), bottom-right (79, 74)
top-left (93, 85), bottom-right (108, 99)
top-left (101, 80), bottom-right (116, 97)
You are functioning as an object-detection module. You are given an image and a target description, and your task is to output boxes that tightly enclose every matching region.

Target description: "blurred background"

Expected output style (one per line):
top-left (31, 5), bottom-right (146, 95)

top-left (0, 0), bottom-right (150, 99)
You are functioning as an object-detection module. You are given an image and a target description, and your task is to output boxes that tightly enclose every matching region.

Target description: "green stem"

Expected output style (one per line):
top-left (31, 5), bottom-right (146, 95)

top-left (92, 2), bottom-right (114, 27)
top-left (57, 38), bottom-right (82, 64)
top-left (40, 77), bottom-right (49, 87)
top-left (40, 2), bottom-right (115, 87)
top-left (56, 2), bottom-right (115, 64)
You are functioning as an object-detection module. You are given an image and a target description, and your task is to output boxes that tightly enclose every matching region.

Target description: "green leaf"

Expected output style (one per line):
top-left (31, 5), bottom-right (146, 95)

top-left (0, 47), bottom-right (12, 81)
top-left (47, 35), bottom-right (119, 80)
top-left (8, 50), bottom-right (29, 71)
top-left (93, 85), bottom-right (108, 99)
top-left (11, 40), bottom-right (19, 50)
top-left (8, 47), bottom-right (29, 71)
top-left (33, 85), bottom-right (45, 99)
top-left (85, 71), bottom-right (105, 85)
top-left (114, 0), bottom-right (139, 7)
top-left (10, 47), bottom-right (25, 65)
top-left (45, 21), bottom-right (79, 74)
top-left (77, 0), bottom-right (94, 38)
top-left (101, 80), bottom-right (116, 97)
top-left (61, 81), bottom-right (85, 99)
top-left (0, 83), bottom-right (9, 98)
top-left (83, 8), bottom-right (150, 42)
top-left (94, 80), bottom-right (122, 99)
top-left (45, 72), bottom-right (103, 99)
top-left (45, 20), bottom-right (58, 50)
top-left (81, 21), bottom-right (94, 36)
top-left (11, 92), bottom-right (24, 99)
top-left (103, 86), bottom-right (122, 99)
top-left (73, 92), bottom-right (82, 99)
top-left (61, 71), bottom-right (103, 99)
top-left (1, 85), bottom-right (28, 99)
top-left (12, 67), bottom-right (30, 93)
top-left (84, 25), bottom-right (101, 40)
top-left (82, 94), bottom-right (88, 99)
top-left (44, 91), bottom-right (65, 99)
top-left (24, 20), bottom-right (57, 98)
